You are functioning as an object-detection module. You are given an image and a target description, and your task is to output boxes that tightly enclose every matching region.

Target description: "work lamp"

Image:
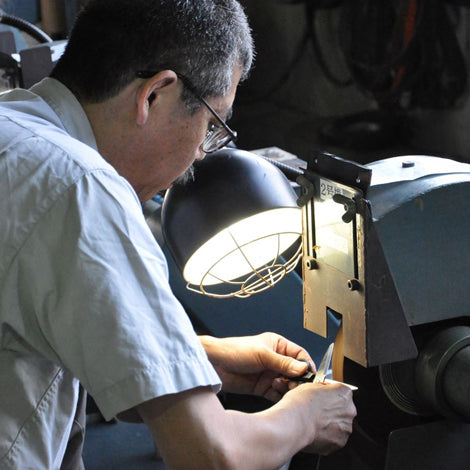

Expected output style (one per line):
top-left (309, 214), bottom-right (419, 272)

top-left (161, 148), bottom-right (302, 298)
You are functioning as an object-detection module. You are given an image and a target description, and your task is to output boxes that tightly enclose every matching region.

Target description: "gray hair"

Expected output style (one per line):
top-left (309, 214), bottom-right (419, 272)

top-left (51, 0), bottom-right (254, 104)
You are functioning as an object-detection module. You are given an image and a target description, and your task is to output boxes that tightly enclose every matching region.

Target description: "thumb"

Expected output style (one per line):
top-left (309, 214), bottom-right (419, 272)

top-left (263, 351), bottom-right (310, 377)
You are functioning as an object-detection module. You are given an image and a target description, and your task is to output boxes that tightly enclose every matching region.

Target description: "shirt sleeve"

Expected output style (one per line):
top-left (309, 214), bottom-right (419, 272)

top-left (17, 169), bottom-right (221, 420)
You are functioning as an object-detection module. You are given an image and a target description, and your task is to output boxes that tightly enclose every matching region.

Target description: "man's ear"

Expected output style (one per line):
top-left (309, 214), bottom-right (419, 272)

top-left (136, 71), bottom-right (177, 126)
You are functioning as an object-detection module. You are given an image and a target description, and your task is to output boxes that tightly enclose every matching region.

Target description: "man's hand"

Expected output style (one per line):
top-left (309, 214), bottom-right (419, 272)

top-left (282, 381), bottom-right (357, 455)
top-left (199, 332), bottom-right (315, 402)
top-left (137, 381), bottom-right (356, 469)
top-left (139, 334), bottom-right (356, 469)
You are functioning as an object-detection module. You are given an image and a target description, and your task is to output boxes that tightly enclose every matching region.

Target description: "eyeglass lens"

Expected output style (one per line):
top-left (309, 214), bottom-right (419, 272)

top-left (203, 126), bottom-right (235, 153)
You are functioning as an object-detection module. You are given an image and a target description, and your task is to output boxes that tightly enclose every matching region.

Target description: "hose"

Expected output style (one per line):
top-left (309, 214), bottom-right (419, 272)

top-left (0, 11), bottom-right (52, 44)
top-left (261, 155), bottom-right (304, 182)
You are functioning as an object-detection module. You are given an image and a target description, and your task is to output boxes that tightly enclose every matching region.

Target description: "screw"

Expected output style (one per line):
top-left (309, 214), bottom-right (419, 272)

top-left (348, 279), bottom-right (361, 291)
top-left (305, 258), bottom-right (317, 270)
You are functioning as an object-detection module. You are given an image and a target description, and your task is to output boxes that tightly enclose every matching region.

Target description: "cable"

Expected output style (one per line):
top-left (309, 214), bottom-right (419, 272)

top-left (338, 0), bottom-right (423, 105)
top-left (0, 11), bottom-right (53, 44)
top-left (307, 3), bottom-right (353, 87)
top-left (260, 155), bottom-right (304, 182)
top-left (315, 455), bottom-right (322, 470)
top-left (337, 0), bottom-right (467, 109)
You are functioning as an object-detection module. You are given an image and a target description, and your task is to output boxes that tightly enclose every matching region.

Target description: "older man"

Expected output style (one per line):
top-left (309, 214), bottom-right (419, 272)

top-left (0, 1), bottom-right (356, 468)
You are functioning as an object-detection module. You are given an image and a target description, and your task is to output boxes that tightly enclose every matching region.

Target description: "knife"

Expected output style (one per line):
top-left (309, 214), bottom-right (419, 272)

top-left (285, 342), bottom-right (358, 390)
top-left (313, 342), bottom-right (334, 384)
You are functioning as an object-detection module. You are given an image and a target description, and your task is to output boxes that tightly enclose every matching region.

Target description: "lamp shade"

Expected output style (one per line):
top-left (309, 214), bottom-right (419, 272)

top-left (161, 148), bottom-right (302, 298)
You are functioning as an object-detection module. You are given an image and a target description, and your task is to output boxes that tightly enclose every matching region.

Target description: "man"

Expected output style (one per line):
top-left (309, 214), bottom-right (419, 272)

top-left (0, 0), bottom-right (356, 468)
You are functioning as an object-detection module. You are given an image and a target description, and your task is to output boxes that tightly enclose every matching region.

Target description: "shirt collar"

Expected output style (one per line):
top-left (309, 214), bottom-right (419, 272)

top-left (30, 78), bottom-right (98, 151)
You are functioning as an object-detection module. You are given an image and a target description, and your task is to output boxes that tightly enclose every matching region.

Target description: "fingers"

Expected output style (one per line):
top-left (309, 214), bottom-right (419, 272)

top-left (316, 385), bottom-right (356, 455)
top-left (287, 382), bottom-right (356, 456)
top-left (270, 333), bottom-right (315, 367)
top-left (263, 386), bottom-right (283, 403)
top-left (272, 376), bottom-right (296, 395)
top-left (257, 333), bottom-right (316, 378)
top-left (266, 375), bottom-right (306, 402)
top-left (274, 354), bottom-right (312, 378)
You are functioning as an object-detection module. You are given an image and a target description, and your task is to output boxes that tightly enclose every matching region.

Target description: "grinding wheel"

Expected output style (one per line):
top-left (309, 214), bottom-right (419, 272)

top-left (329, 325), bottom-right (431, 469)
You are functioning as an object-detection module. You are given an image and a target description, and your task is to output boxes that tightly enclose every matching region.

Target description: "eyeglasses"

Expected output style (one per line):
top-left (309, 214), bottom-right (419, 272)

top-left (136, 71), bottom-right (237, 153)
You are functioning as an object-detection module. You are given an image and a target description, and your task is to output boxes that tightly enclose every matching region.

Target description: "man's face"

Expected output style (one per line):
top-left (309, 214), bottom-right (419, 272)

top-left (133, 67), bottom-right (242, 201)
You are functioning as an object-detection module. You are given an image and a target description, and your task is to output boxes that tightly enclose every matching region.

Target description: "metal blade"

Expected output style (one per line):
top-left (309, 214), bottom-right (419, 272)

top-left (313, 342), bottom-right (334, 384)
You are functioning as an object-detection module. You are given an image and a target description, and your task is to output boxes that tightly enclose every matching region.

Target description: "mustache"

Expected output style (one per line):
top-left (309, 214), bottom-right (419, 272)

top-left (173, 164), bottom-right (195, 186)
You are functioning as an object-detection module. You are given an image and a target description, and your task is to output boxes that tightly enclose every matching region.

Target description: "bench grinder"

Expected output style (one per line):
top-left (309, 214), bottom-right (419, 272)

top-left (297, 151), bottom-right (470, 469)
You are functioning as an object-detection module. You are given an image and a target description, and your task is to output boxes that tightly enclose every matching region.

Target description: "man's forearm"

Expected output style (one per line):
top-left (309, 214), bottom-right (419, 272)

top-left (138, 386), bottom-right (316, 470)
top-left (224, 399), bottom-right (315, 468)
top-left (199, 334), bottom-right (223, 364)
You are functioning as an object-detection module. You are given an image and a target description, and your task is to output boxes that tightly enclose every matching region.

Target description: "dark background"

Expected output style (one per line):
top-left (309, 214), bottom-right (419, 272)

top-left (4, 0), bottom-right (470, 166)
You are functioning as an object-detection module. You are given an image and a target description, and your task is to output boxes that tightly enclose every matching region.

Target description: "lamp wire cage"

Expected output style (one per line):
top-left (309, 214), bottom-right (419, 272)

top-left (186, 231), bottom-right (302, 299)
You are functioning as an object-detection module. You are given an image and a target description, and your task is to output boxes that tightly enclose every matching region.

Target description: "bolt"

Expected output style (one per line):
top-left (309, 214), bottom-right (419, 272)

top-left (348, 279), bottom-right (361, 291)
top-left (305, 258), bottom-right (317, 270)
